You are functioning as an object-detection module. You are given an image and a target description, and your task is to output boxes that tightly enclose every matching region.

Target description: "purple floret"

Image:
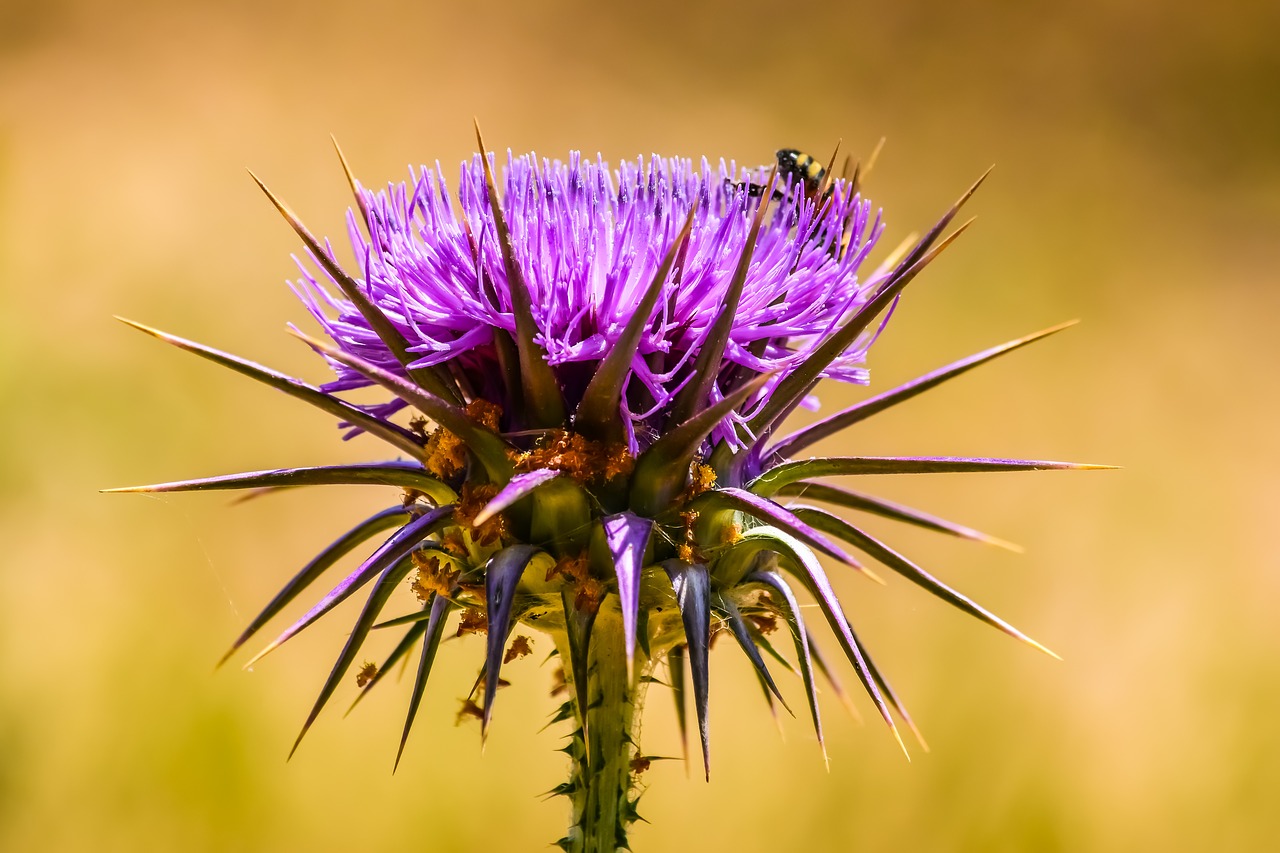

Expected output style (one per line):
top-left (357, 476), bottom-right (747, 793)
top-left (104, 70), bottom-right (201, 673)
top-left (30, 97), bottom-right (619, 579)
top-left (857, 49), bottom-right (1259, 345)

top-left (293, 150), bottom-right (888, 449)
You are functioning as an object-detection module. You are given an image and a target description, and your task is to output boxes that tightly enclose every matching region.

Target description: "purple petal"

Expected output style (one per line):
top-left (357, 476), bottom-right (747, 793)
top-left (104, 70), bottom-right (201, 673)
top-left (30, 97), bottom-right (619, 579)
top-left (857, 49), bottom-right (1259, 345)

top-left (396, 592), bottom-right (454, 770)
top-left (751, 456), bottom-right (1116, 497)
top-left (289, 547), bottom-right (426, 758)
top-left (243, 505), bottom-right (454, 668)
top-left (107, 462), bottom-right (453, 506)
top-left (221, 506), bottom-right (408, 666)
top-left (482, 544), bottom-right (542, 734)
top-left (662, 559), bottom-right (711, 781)
top-left (740, 527), bottom-right (906, 756)
top-left (117, 318), bottom-right (426, 461)
top-left (603, 512), bottom-right (654, 673)
top-left (474, 468), bottom-right (560, 526)
top-left (690, 487), bottom-right (862, 571)
top-left (748, 569), bottom-right (824, 757)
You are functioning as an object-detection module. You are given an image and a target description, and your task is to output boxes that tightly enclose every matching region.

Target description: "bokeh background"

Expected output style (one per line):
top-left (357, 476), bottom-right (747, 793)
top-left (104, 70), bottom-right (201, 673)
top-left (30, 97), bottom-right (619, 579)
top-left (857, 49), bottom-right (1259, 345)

top-left (2, 0), bottom-right (1278, 850)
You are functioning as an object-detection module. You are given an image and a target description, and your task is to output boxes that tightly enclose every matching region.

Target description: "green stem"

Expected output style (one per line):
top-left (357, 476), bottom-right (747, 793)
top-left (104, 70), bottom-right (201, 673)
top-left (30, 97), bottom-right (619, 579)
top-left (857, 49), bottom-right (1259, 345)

top-left (554, 612), bottom-right (646, 853)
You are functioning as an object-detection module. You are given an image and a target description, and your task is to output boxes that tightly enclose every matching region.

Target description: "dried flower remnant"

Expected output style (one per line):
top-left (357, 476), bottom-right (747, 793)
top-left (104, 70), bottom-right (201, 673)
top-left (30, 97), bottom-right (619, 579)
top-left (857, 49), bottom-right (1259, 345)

top-left (110, 128), bottom-right (1109, 852)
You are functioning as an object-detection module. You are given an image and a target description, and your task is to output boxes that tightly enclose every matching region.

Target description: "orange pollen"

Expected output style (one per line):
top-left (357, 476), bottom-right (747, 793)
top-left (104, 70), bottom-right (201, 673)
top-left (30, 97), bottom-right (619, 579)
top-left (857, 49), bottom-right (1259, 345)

top-left (456, 483), bottom-right (507, 546)
top-left (440, 529), bottom-right (469, 558)
top-left (424, 427), bottom-right (467, 480)
top-left (355, 661), bottom-right (378, 688)
top-left (422, 401), bottom-right (504, 480)
top-left (410, 553), bottom-right (459, 602)
top-left (464, 399), bottom-right (503, 431)
top-left (516, 430), bottom-right (634, 485)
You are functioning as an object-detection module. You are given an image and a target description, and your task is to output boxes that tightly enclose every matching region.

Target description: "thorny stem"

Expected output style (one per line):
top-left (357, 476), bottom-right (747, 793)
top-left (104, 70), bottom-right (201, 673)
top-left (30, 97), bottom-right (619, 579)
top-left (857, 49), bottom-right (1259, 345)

top-left (553, 611), bottom-right (649, 853)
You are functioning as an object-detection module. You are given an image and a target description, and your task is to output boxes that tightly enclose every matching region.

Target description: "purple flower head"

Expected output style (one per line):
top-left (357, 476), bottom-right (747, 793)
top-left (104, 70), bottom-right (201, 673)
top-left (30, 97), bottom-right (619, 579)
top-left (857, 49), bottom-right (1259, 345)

top-left (294, 151), bottom-right (889, 451)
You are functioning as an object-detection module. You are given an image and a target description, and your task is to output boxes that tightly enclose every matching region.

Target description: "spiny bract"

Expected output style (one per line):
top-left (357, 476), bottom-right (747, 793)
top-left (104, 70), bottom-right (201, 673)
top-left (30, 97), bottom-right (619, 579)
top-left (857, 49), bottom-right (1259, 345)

top-left (113, 128), bottom-right (1104, 853)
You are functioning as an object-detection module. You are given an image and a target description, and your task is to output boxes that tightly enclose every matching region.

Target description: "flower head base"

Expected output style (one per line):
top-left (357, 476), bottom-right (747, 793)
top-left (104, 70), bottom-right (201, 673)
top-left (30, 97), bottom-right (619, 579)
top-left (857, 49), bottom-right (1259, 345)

top-left (113, 128), bottom-right (1108, 853)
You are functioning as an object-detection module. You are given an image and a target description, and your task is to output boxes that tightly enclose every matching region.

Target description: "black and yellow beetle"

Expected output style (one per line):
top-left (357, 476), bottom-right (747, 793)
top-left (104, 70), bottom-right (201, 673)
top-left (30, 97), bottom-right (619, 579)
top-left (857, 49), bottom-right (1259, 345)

top-left (738, 148), bottom-right (828, 203)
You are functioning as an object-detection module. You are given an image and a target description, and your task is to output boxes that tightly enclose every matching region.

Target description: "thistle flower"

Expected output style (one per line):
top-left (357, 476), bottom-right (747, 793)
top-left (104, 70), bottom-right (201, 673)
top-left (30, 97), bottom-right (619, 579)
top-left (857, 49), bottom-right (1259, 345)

top-left (111, 126), bottom-right (1107, 852)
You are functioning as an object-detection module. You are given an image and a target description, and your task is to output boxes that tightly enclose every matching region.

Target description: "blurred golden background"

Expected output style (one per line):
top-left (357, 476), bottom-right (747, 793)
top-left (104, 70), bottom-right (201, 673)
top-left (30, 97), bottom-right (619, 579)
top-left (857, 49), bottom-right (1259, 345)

top-left (2, 0), bottom-right (1278, 849)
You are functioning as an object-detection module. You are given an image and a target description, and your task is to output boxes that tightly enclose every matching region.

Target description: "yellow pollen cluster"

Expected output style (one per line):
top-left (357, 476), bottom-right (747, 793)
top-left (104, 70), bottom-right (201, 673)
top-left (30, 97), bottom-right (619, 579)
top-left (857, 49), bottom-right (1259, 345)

top-left (464, 399), bottom-right (502, 431)
top-left (687, 463), bottom-right (717, 497)
top-left (422, 400), bottom-right (505, 480)
top-left (677, 508), bottom-right (700, 563)
top-left (514, 430), bottom-right (634, 485)
top-left (424, 426), bottom-right (467, 480)
top-left (720, 521), bottom-right (743, 546)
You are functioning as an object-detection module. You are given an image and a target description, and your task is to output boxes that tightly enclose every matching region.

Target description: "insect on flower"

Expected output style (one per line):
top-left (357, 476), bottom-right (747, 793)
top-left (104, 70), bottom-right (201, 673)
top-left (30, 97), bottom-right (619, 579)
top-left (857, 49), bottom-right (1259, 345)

top-left (109, 123), bottom-right (1109, 853)
top-left (735, 147), bottom-right (830, 204)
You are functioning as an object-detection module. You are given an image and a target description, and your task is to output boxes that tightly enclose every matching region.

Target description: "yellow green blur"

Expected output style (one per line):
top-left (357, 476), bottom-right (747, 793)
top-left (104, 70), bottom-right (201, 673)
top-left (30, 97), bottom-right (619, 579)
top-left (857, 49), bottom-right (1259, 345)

top-left (1, 0), bottom-right (1276, 850)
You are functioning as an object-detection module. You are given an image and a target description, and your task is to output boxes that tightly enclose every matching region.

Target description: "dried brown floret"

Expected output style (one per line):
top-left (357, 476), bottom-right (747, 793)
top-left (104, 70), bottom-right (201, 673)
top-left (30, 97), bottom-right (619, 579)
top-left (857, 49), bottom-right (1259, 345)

top-left (546, 551), bottom-right (590, 584)
top-left (355, 661), bottom-right (378, 688)
top-left (440, 528), bottom-right (469, 558)
top-left (456, 607), bottom-right (488, 636)
top-left (546, 551), bottom-right (605, 612)
top-left (503, 634), bottom-right (533, 664)
top-left (573, 577), bottom-right (606, 614)
top-left (676, 508), bottom-right (703, 564)
top-left (456, 698), bottom-right (483, 724)
top-left (410, 552), bottom-right (459, 602)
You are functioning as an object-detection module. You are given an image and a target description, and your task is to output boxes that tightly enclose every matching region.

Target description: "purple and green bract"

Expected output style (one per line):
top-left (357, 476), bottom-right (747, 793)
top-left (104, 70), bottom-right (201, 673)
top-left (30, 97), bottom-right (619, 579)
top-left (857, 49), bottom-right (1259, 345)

top-left (112, 129), bottom-right (1104, 853)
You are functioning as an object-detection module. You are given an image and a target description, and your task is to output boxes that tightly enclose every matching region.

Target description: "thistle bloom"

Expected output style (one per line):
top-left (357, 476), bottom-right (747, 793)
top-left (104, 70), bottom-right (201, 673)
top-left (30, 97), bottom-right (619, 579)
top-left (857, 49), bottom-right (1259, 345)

top-left (113, 129), bottom-right (1104, 852)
